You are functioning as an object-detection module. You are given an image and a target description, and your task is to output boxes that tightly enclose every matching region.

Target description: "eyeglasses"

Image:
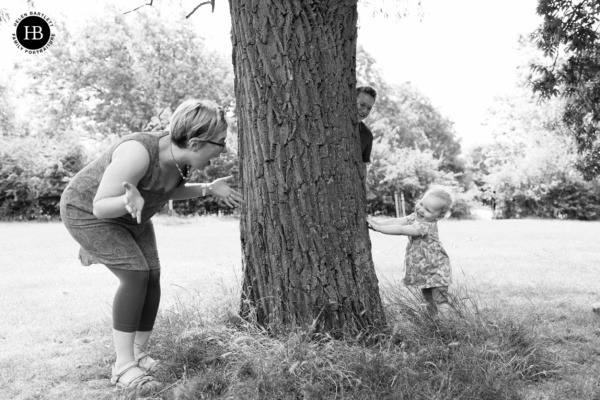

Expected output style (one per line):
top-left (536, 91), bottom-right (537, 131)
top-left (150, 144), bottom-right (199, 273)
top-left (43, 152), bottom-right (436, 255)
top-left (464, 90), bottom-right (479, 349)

top-left (206, 138), bottom-right (227, 147)
top-left (206, 140), bottom-right (225, 147)
top-left (206, 138), bottom-right (227, 153)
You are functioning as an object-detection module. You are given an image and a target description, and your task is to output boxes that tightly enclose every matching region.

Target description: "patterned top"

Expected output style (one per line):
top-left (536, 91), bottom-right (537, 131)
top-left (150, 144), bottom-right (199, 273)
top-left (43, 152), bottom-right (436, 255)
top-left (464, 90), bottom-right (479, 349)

top-left (61, 131), bottom-right (181, 225)
top-left (402, 213), bottom-right (452, 289)
top-left (59, 132), bottom-right (183, 270)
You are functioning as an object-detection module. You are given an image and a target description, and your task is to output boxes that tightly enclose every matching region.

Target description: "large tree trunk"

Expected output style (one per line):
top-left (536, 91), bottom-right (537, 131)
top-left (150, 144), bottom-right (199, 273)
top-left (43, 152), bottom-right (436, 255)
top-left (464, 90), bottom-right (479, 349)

top-left (229, 0), bottom-right (385, 335)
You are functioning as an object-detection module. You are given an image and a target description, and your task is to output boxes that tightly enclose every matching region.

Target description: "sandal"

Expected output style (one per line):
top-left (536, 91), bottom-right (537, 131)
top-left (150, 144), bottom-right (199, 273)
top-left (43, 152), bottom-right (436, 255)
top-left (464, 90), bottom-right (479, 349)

top-left (136, 351), bottom-right (159, 372)
top-left (111, 361), bottom-right (160, 391)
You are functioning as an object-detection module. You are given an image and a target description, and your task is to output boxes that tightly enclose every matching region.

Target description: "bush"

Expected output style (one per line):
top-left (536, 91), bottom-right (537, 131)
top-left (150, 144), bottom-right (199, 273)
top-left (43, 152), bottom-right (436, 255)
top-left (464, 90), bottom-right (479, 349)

top-left (0, 136), bottom-right (86, 220)
top-left (168, 151), bottom-right (240, 216)
top-left (367, 147), bottom-right (471, 218)
top-left (0, 132), bottom-right (240, 220)
top-left (449, 189), bottom-right (476, 219)
top-left (496, 179), bottom-right (600, 220)
top-left (542, 180), bottom-right (600, 220)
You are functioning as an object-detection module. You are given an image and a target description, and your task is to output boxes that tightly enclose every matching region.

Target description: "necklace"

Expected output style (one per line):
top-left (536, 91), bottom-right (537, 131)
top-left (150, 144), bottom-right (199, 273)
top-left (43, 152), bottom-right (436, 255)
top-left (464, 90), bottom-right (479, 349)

top-left (169, 142), bottom-right (189, 181)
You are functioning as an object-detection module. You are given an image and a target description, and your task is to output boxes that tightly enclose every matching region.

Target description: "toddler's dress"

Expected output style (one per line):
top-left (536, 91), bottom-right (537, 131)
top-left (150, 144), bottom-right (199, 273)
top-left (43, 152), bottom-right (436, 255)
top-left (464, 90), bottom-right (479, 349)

top-left (402, 213), bottom-right (452, 289)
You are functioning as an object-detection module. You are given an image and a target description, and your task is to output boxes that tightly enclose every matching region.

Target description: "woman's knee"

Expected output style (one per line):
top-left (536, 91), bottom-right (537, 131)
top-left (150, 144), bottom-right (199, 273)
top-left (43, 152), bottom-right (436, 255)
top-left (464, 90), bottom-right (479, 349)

top-left (147, 269), bottom-right (161, 287)
top-left (110, 268), bottom-right (151, 288)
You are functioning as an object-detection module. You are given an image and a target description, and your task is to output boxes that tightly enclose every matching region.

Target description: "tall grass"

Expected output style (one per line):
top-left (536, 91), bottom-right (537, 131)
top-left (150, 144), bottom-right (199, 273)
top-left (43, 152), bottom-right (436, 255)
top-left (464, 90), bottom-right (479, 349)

top-left (2, 218), bottom-right (599, 399)
top-left (109, 281), bottom-right (557, 400)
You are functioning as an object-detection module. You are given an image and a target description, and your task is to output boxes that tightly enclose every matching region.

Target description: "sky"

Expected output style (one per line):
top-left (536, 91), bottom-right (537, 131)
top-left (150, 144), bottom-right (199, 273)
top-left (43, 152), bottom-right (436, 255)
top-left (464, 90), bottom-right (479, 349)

top-left (1, 0), bottom-right (542, 147)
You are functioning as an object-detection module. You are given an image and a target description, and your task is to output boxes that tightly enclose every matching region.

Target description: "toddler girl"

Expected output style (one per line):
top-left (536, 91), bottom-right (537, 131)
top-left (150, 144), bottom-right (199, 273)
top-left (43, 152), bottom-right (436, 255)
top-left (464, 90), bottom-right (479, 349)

top-left (367, 186), bottom-right (453, 317)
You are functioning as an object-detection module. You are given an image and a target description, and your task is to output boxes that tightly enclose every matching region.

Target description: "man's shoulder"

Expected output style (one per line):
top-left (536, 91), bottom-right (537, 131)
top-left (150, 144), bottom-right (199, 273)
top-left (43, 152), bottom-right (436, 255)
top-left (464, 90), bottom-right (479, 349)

top-left (359, 121), bottom-right (373, 137)
top-left (358, 121), bottom-right (372, 134)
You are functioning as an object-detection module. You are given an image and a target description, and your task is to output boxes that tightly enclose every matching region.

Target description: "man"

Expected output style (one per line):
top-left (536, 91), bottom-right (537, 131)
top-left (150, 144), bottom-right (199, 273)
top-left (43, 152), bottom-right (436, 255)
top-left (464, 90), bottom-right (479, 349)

top-left (357, 86), bottom-right (377, 189)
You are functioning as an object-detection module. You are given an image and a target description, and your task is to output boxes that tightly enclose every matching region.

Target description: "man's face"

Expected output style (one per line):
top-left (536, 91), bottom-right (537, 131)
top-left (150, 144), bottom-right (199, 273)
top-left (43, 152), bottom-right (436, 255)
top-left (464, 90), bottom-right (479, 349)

top-left (357, 92), bottom-right (376, 121)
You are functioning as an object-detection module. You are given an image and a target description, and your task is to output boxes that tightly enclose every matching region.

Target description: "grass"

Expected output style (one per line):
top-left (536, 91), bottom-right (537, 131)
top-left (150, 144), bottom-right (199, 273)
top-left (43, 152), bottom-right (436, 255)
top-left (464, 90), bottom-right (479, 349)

top-left (0, 216), bottom-right (599, 399)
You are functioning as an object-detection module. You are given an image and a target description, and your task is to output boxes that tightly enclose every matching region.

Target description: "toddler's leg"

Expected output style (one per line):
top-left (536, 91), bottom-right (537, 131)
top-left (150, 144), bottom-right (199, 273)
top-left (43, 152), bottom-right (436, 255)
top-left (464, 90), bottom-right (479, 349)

top-left (431, 286), bottom-right (452, 318)
top-left (420, 288), bottom-right (437, 316)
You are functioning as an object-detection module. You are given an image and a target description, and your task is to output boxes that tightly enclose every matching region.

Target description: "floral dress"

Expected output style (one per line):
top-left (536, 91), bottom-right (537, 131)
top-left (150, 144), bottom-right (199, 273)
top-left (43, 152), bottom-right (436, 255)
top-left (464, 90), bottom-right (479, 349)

top-left (402, 213), bottom-right (452, 289)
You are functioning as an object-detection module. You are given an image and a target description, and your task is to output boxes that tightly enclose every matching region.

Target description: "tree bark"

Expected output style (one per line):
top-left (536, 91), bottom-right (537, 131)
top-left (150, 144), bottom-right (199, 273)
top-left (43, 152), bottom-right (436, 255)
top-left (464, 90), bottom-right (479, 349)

top-left (229, 0), bottom-right (385, 335)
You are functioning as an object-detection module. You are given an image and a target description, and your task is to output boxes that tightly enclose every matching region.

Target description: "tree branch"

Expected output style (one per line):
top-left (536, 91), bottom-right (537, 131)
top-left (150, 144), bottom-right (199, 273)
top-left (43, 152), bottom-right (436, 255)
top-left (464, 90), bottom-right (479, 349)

top-left (0, 9), bottom-right (9, 23)
top-left (123, 0), bottom-right (153, 16)
top-left (186, 0), bottom-right (215, 19)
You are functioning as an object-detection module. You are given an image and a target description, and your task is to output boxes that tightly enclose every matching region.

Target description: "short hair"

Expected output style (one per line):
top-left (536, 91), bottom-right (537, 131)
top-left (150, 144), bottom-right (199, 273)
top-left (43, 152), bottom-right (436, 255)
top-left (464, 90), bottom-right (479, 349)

top-left (357, 85), bottom-right (377, 100)
top-left (169, 99), bottom-right (228, 148)
top-left (423, 186), bottom-right (453, 216)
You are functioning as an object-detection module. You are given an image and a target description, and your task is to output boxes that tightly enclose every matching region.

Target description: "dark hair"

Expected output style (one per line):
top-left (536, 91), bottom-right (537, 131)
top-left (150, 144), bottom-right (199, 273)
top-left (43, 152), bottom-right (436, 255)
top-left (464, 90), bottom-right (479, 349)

top-left (357, 85), bottom-right (377, 100)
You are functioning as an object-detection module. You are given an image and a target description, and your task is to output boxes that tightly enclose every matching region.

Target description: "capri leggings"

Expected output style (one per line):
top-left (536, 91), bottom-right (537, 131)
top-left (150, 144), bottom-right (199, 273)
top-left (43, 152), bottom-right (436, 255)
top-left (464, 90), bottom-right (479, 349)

top-left (60, 213), bottom-right (163, 333)
top-left (108, 268), bottom-right (161, 332)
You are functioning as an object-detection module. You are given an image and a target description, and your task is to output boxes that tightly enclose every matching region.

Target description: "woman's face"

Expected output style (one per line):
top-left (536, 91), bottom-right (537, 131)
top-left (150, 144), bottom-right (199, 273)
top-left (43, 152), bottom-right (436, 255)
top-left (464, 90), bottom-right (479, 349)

top-left (189, 129), bottom-right (228, 170)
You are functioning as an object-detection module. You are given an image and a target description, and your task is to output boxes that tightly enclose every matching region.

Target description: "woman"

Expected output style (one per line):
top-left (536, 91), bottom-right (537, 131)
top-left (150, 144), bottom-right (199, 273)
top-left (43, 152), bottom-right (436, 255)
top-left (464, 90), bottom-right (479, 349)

top-left (60, 99), bottom-right (242, 390)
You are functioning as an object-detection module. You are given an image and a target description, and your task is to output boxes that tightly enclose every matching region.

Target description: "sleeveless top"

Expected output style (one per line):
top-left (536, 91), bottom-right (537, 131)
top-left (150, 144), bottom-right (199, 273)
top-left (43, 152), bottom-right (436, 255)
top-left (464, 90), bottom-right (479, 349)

top-left (60, 131), bottom-right (183, 225)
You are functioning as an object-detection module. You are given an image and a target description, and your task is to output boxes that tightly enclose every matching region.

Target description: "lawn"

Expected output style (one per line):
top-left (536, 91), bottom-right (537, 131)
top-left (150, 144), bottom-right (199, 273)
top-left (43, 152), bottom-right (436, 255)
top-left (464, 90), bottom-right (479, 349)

top-left (0, 216), bottom-right (599, 399)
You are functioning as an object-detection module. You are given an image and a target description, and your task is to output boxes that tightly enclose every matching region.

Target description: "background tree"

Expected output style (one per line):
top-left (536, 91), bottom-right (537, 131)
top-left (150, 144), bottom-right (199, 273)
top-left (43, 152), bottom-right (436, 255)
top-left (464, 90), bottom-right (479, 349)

top-left (230, 0), bottom-right (385, 335)
top-left (0, 79), bottom-right (15, 136)
top-left (356, 46), bottom-right (463, 177)
top-left (0, 5), bottom-right (236, 219)
top-left (20, 6), bottom-right (234, 138)
top-left (530, 0), bottom-right (600, 180)
top-left (355, 46), bottom-right (467, 216)
top-left (367, 145), bottom-right (461, 215)
top-left (467, 48), bottom-right (600, 221)
top-left (463, 33), bottom-right (600, 220)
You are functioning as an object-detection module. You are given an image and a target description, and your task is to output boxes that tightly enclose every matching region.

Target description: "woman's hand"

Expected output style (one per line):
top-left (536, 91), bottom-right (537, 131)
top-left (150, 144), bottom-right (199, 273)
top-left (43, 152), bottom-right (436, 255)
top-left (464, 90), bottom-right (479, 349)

top-left (122, 182), bottom-right (144, 223)
top-left (366, 216), bottom-right (377, 231)
top-left (209, 176), bottom-right (243, 208)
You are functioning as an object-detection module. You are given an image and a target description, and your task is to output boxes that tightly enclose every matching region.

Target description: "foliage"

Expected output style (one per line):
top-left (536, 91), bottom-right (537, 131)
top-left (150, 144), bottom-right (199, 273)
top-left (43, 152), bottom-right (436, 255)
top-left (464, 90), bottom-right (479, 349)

top-left (448, 189), bottom-right (478, 219)
top-left (0, 5), bottom-right (237, 219)
top-left (0, 135), bottom-right (86, 220)
top-left (0, 79), bottom-right (15, 136)
top-left (468, 35), bottom-right (600, 220)
top-left (367, 145), bottom-right (462, 216)
top-left (18, 6), bottom-right (233, 138)
top-left (356, 46), bottom-right (469, 217)
top-left (357, 47), bottom-right (464, 178)
top-left (0, 0), bottom-right (34, 24)
top-left (171, 150), bottom-right (241, 216)
top-left (377, 83), bottom-right (464, 175)
top-left (530, 0), bottom-right (600, 180)
top-left (1, 11), bottom-right (468, 220)
top-left (493, 177), bottom-right (600, 220)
